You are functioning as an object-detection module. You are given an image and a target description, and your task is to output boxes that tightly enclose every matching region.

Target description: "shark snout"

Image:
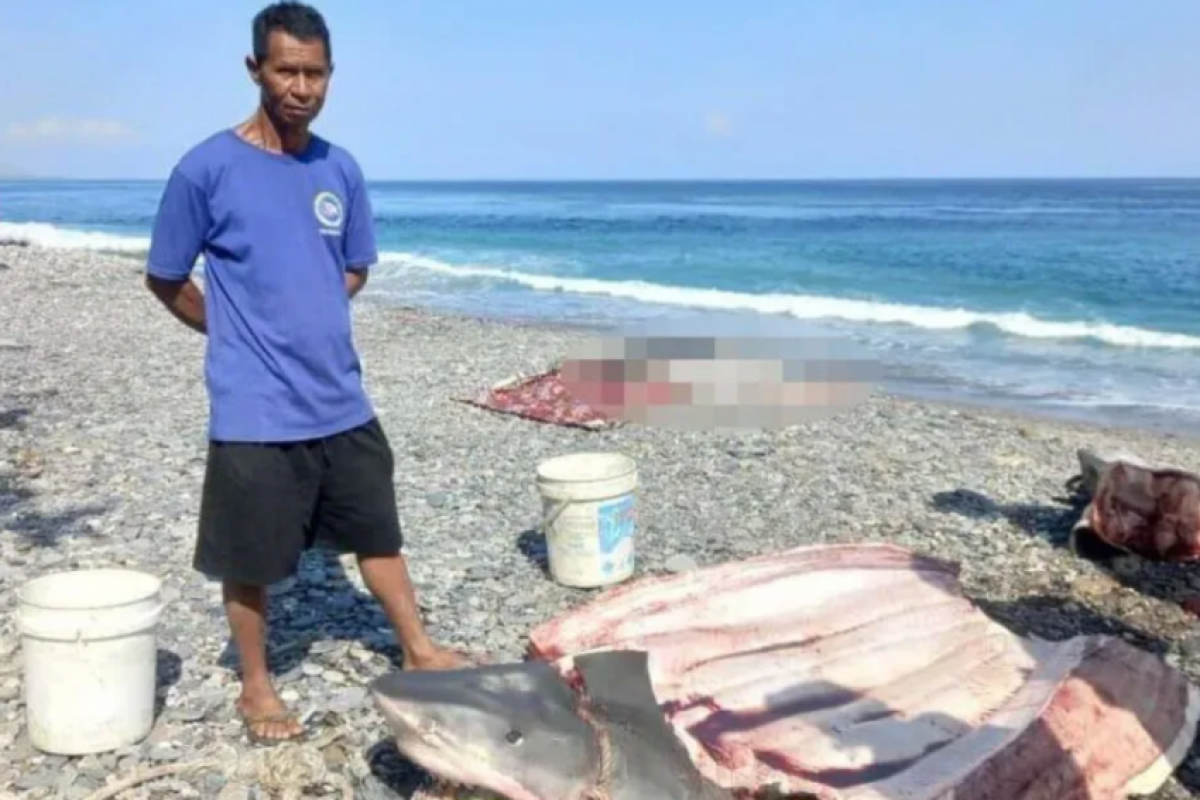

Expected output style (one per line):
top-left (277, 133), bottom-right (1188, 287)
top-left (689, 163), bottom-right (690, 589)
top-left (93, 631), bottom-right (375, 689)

top-left (369, 675), bottom-right (428, 732)
top-left (367, 663), bottom-right (601, 800)
top-left (372, 693), bottom-right (419, 731)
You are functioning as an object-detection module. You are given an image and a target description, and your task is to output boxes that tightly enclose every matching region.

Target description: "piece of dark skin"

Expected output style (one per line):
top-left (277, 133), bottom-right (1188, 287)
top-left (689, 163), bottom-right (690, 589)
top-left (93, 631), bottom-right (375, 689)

top-left (144, 21), bottom-right (468, 745)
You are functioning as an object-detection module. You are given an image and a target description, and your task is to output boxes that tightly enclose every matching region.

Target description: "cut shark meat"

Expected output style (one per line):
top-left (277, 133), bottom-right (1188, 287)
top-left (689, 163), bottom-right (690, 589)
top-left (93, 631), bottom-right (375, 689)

top-left (1070, 448), bottom-right (1200, 562)
top-left (528, 543), bottom-right (1200, 799)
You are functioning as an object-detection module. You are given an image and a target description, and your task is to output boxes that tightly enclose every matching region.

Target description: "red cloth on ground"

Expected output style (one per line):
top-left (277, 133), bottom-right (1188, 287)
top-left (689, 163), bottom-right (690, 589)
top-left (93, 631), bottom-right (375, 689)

top-left (457, 369), bottom-right (618, 430)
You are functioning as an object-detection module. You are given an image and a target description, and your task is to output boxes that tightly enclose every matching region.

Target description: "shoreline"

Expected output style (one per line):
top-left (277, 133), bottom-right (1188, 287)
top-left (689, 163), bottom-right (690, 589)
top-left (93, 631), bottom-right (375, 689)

top-left (6, 233), bottom-right (1191, 449)
top-left (2, 230), bottom-right (1197, 442)
top-left (4, 242), bottom-right (1200, 797)
top-left (353, 291), bottom-right (1200, 446)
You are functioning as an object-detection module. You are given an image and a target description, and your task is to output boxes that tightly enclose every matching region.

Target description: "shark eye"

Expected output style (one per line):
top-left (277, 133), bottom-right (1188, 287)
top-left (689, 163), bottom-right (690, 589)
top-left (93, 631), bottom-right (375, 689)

top-left (505, 729), bottom-right (524, 745)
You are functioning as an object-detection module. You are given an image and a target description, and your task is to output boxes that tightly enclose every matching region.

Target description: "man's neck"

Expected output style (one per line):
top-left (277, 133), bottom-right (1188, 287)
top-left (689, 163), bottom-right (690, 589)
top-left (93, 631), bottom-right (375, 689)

top-left (237, 108), bottom-right (311, 155)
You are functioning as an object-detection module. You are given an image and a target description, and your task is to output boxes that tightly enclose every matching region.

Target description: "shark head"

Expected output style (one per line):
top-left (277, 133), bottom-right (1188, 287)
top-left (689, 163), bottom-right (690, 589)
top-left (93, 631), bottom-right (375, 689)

top-left (369, 661), bottom-right (602, 800)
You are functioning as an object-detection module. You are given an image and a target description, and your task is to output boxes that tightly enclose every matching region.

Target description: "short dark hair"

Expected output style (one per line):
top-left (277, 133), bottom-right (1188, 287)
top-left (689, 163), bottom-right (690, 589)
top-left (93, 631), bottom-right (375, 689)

top-left (252, 2), bottom-right (331, 64)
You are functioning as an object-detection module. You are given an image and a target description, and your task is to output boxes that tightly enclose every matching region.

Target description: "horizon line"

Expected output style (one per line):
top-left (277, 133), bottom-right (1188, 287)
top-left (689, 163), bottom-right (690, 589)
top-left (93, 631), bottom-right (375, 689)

top-left (4, 174), bottom-right (1200, 183)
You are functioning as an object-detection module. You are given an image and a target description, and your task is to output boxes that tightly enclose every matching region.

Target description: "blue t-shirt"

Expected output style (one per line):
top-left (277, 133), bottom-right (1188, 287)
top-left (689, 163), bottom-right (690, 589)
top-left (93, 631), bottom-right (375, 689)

top-left (146, 129), bottom-right (379, 443)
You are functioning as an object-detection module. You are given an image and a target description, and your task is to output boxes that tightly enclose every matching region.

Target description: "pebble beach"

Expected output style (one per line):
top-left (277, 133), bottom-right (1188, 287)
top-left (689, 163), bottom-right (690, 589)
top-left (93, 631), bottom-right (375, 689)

top-left (4, 241), bottom-right (1200, 799)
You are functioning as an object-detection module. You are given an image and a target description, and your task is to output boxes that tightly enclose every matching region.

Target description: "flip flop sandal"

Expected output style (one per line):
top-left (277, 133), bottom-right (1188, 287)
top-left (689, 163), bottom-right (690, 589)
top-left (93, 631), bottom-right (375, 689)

top-left (241, 709), bottom-right (309, 746)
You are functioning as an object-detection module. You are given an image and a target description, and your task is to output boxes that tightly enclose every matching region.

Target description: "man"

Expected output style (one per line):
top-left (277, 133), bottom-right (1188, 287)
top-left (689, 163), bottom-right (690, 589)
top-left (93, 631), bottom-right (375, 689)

top-left (144, 2), bottom-right (469, 745)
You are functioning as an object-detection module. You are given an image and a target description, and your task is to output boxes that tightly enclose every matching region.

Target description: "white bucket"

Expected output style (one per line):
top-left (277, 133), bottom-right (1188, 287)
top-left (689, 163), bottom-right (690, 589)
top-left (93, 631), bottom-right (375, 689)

top-left (536, 452), bottom-right (638, 589)
top-left (17, 568), bottom-right (165, 755)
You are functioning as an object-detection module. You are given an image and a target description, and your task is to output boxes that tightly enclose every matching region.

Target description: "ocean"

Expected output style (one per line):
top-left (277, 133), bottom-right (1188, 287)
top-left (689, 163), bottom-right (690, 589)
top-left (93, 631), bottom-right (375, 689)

top-left (3, 178), bottom-right (1199, 434)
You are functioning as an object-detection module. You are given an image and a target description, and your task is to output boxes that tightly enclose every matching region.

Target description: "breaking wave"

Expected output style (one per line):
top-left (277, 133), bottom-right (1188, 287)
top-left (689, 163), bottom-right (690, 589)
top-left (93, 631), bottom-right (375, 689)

top-left (4, 221), bottom-right (1198, 351)
top-left (376, 252), bottom-right (1200, 350)
top-left (0, 221), bottom-right (151, 253)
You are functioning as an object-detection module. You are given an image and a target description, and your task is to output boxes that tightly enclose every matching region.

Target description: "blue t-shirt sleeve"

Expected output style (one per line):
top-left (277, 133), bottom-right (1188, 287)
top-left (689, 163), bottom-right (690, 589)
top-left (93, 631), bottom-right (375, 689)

top-left (146, 167), bottom-right (211, 280)
top-left (342, 156), bottom-right (378, 271)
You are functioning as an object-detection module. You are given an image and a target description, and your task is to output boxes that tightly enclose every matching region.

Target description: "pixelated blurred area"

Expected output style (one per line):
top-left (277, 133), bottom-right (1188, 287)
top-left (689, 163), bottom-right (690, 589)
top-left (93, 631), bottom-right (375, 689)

top-left (559, 326), bottom-right (880, 430)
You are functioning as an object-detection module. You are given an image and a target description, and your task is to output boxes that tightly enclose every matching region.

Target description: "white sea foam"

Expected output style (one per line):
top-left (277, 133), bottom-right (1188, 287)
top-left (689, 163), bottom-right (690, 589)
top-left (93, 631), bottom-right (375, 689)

top-left (0, 221), bottom-right (151, 253)
top-left (376, 251), bottom-right (1200, 351)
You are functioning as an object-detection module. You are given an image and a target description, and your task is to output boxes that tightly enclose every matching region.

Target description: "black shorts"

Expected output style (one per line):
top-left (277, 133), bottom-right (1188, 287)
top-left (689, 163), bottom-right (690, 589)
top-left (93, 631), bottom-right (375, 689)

top-left (193, 417), bottom-right (404, 586)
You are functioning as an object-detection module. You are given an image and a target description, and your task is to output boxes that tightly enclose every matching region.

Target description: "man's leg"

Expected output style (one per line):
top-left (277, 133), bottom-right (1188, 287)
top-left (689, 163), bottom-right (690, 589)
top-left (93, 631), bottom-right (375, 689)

top-left (222, 582), bottom-right (303, 740)
top-left (358, 552), bottom-right (469, 670)
top-left (194, 439), bottom-right (319, 741)
top-left (314, 418), bottom-right (471, 670)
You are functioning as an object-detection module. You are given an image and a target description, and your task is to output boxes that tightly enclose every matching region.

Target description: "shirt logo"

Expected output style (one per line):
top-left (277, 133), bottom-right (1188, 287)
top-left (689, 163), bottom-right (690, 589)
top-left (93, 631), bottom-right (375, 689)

top-left (313, 191), bottom-right (344, 234)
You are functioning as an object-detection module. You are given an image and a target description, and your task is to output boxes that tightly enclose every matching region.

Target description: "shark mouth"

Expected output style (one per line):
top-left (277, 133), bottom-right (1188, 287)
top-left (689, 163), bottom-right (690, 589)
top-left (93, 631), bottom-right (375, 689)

top-left (396, 734), bottom-right (545, 800)
top-left (379, 680), bottom-right (613, 800)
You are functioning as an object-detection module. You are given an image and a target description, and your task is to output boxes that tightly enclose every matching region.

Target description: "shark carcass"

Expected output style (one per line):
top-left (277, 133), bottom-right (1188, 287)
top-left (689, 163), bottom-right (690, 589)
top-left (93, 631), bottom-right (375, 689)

top-left (374, 543), bottom-right (1200, 799)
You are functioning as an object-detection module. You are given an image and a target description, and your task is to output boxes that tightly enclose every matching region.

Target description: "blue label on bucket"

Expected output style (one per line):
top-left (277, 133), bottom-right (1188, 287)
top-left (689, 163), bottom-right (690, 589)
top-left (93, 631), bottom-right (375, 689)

top-left (597, 494), bottom-right (635, 555)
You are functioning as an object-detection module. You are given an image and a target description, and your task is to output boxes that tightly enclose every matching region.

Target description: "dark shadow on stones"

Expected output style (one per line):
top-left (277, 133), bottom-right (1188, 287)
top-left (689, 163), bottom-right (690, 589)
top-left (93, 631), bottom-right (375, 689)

top-left (3, 503), bottom-right (111, 548)
top-left (0, 471), bottom-right (35, 511)
top-left (0, 450), bottom-right (109, 548)
top-left (973, 593), bottom-right (1173, 658)
top-left (155, 648), bottom-right (183, 718)
top-left (364, 738), bottom-right (429, 798)
top-left (929, 487), bottom-right (1085, 550)
top-left (215, 545), bottom-right (406, 679)
top-left (1, 394), bottom-right (109, 549)
top-left (0, 407), bottom-right (31, 430)
top-left (928, 486), bottom-right (1200, 610)
top-left (516, 527), bottom-right (550, 576)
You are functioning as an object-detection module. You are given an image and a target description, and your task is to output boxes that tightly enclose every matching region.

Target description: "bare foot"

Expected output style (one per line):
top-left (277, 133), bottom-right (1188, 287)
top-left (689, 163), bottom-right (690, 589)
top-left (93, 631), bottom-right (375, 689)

top-left (237, 685), bottom-right (304, 743)
top-left (404, 646), bottom-right (476, 671)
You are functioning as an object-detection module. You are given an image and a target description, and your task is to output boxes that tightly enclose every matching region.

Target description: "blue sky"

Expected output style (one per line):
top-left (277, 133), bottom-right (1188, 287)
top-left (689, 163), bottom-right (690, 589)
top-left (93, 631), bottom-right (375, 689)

top-left (1, 0), bottom-right (1198, 180)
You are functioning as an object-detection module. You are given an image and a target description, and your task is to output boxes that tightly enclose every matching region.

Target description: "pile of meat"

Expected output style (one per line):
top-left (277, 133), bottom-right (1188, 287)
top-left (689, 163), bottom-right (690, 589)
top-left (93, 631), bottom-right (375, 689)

top-left (528, 543), bottom-right (1200, 799)
top-left (1072, 448), bottom-right (1200, 562)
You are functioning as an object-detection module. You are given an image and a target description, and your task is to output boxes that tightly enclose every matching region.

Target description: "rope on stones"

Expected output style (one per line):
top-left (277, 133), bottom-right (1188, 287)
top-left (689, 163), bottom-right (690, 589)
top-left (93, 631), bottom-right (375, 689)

top-left (80, 728), bottom-right (354, 800)
top-left (80, 759), bottom-right (220, 800)
top-left (573, 689), bottom-right (616, 800)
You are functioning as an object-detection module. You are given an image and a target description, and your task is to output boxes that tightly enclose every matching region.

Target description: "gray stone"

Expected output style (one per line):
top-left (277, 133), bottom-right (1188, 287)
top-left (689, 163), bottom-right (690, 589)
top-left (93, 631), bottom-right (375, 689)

top-left (202, 772), bottom-right (230, 794)
top-left (54, 765), bottom-right (78, 794)
top-left (328, 686), bottom-right (368, 714)
top-left (217, 783), bottom-right (251, 800)
top-left (14, 769), bottom-right (56, 790)
top-left (664, 554), bottom-right (699, 574)
top-left (149, 742), bottom-right (183, 761)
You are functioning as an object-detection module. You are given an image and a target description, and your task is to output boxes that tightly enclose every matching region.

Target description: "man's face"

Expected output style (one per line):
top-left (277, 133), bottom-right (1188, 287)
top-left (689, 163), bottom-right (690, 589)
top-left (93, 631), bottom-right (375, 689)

top-left (249, 30), bottom-right (332, 128)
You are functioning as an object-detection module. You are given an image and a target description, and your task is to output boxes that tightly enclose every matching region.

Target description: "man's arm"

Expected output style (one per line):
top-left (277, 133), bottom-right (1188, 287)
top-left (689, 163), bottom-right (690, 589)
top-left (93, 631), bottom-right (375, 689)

top-left (341, 154), bottom-right (379, 299)
top-left (145, 275), bottom-right (207, 334)
top-left (144, 165), bottom-right (211, 332)
top-left (345, 268), bottom-right (368, 299)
